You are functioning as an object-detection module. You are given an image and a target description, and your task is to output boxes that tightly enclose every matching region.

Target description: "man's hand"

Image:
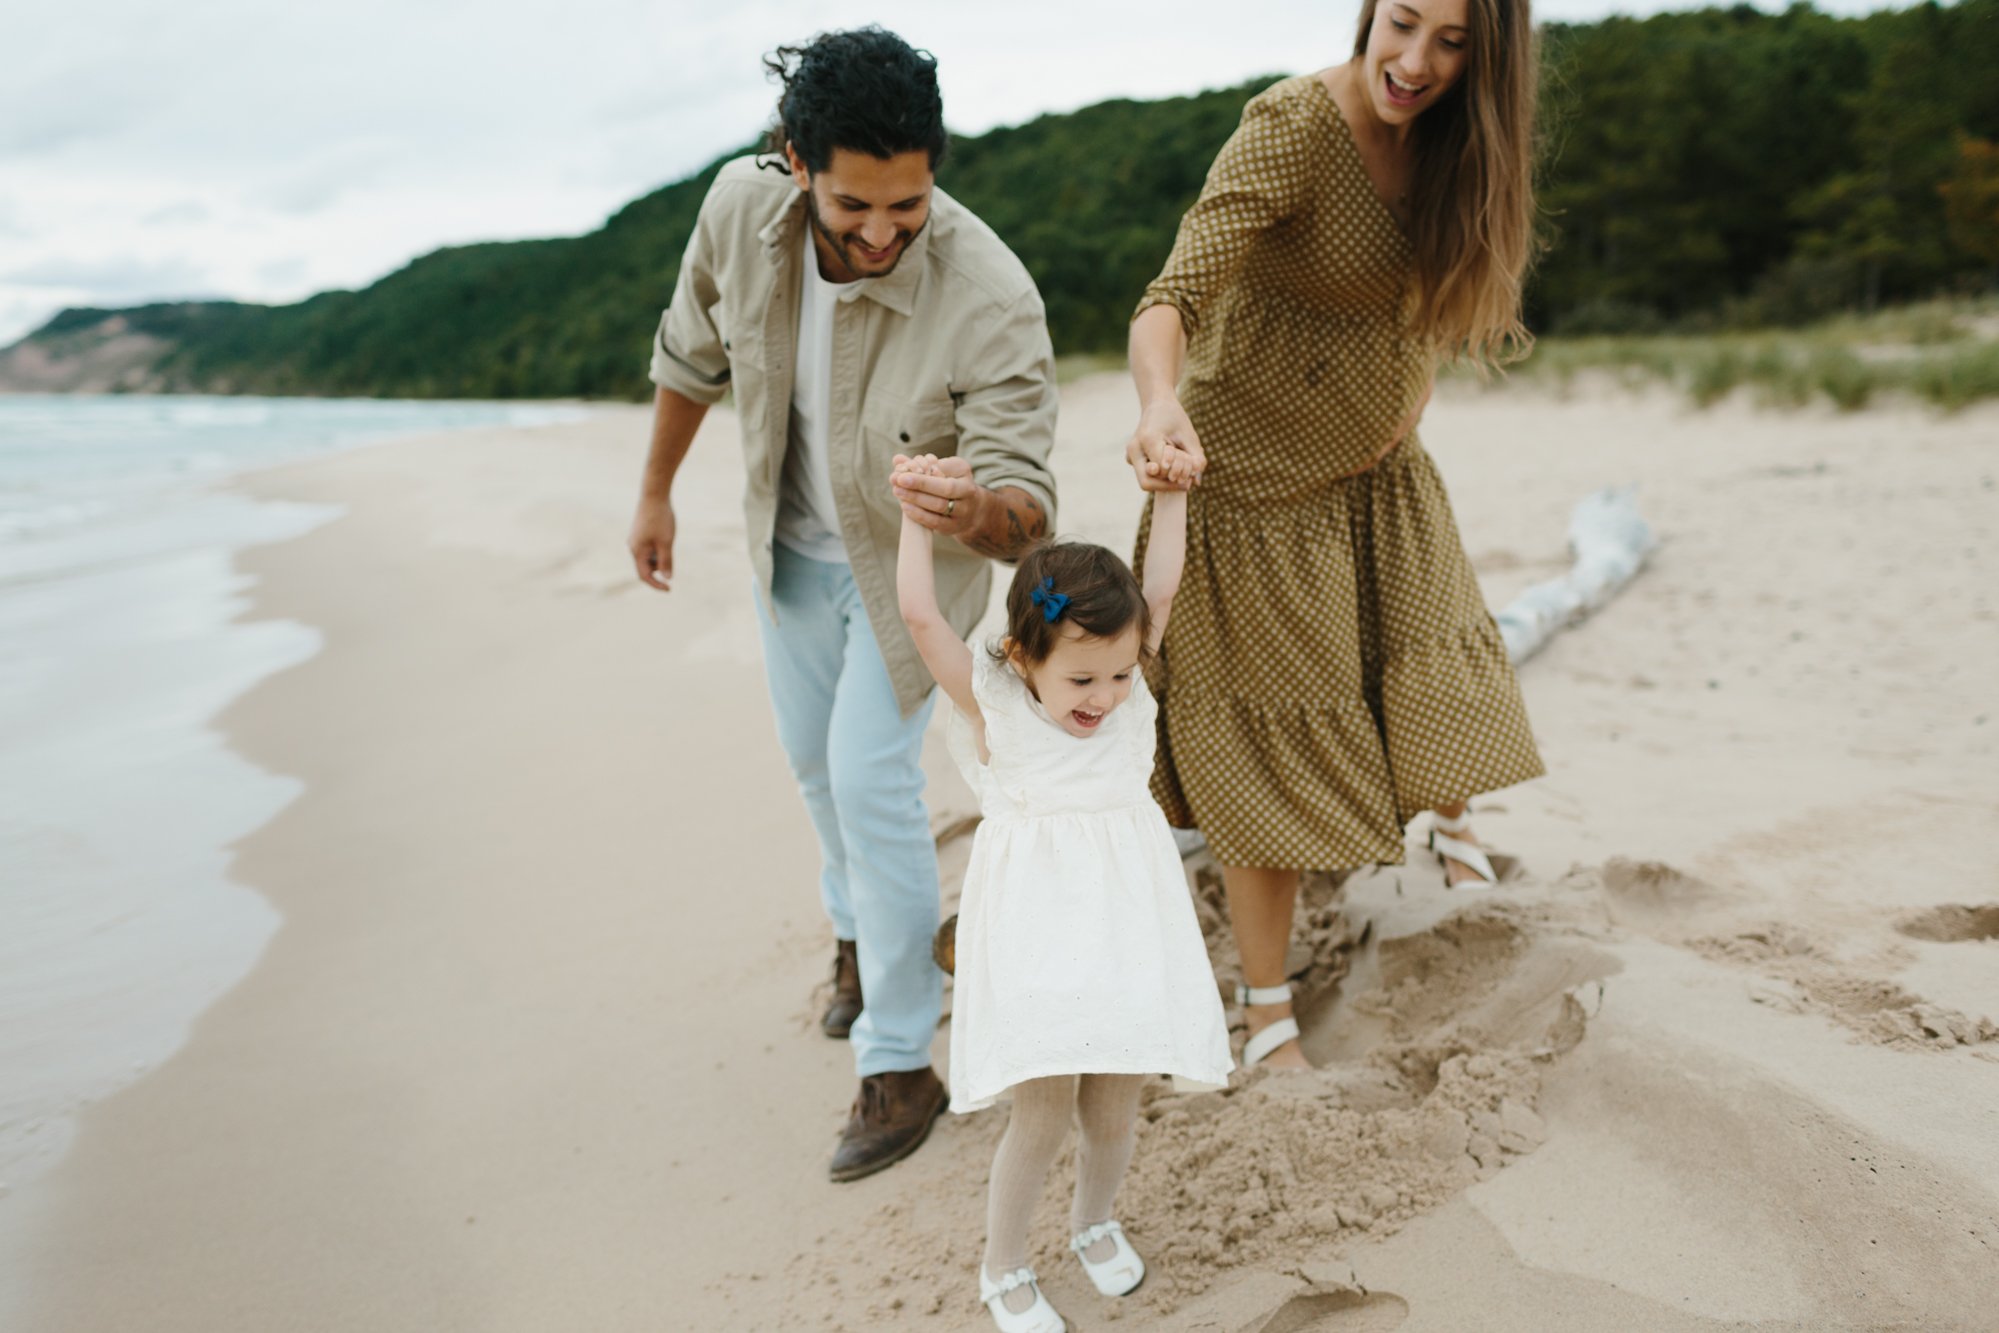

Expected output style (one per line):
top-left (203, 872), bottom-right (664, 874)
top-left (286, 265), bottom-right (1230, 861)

top-left (628, 495), bottom-right (677, 591)
top-left (1126, 396), bottom-right (1206, 493)
top-left (891, 453), bottom-right (980, 539)
top-left (892, 453), bottom-right (1046, 560)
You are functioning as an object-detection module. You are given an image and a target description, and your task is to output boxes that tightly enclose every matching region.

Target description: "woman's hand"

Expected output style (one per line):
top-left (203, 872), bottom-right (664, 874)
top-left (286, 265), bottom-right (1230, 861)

top-left (1126, 397), bottom-right (1206, 492)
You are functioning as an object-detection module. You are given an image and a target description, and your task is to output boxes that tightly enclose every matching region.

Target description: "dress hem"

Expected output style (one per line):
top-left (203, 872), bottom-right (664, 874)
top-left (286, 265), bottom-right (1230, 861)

top-left (950, 1057), bottom-right (1238, 1115)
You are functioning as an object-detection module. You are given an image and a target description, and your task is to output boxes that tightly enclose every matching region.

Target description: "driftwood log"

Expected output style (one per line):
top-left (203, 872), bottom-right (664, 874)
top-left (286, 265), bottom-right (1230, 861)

top-left (1493, 486), bottom-right (1659, 666)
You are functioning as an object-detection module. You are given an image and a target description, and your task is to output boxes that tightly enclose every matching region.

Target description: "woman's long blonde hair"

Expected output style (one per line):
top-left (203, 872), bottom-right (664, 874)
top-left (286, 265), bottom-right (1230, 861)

top-left (1354, 0), bottom-right (1540, 367)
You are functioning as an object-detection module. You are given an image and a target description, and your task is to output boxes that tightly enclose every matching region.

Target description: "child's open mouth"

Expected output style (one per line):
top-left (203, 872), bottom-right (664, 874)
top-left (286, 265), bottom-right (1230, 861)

top-left (1071, 708), bottom-right (1105, 731)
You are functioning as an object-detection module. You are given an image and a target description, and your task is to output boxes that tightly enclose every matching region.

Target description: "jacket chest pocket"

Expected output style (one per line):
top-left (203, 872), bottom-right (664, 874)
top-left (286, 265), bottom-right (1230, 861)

top-left (861, 393), bottom-right (958, 462)
top-left (724, 321), bottom-right (766, 375)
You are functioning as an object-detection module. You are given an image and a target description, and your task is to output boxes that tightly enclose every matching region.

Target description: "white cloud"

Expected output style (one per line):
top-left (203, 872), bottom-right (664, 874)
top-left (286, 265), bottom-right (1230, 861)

top-left (142, 200), bottom-right (214, 227)
top-left (255, 257), bottom-right (311, 288)
top-left (255, 141), bottom-right (401, 216)
top-left (0, 0), bottom-right (1914, 346)
top-left (2, 255), bottom-right (213, 295)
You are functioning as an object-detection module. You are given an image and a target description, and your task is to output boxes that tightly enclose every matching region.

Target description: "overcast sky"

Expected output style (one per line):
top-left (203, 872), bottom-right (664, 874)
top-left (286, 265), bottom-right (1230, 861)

top-left (0, 0), bottom-right (1906, 346)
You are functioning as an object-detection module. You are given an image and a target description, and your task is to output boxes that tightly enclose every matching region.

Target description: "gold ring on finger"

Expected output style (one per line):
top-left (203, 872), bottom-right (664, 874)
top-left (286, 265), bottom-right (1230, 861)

top-left (947, 498), bottom-right (956, 517)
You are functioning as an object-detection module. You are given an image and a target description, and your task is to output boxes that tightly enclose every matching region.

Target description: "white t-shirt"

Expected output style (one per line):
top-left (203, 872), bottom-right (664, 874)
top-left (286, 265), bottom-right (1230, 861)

top-left (774, 234), bottom-right (850, 564)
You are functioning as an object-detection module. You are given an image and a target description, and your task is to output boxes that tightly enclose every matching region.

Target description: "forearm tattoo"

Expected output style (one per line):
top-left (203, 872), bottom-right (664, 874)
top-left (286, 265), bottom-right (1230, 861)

top-left (964, 488), bottom-right (1047, 560)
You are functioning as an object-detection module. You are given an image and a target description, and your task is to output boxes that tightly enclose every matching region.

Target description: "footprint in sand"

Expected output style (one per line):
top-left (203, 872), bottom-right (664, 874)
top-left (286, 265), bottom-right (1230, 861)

top-left (1894, 903), bottom-right (1999, 943)
top-left (1687, 910), bottom-right (1999, 1049)
top-left (1247, 1290), bottom-right (1410, 1333)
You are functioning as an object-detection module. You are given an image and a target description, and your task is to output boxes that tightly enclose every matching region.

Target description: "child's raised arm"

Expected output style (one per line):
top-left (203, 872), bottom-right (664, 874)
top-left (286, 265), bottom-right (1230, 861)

top-left (1140, 444), bottom-right (1197, 655)
top-left (894, 455), bottom-right (981, 726)
top-left (1142, 490), bottom-right (1187, 655)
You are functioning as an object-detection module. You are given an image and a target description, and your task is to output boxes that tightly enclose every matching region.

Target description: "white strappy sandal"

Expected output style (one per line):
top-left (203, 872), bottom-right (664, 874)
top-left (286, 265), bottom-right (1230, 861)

top-left (1430, 808), bottom-right (1500, 890)
top-left (980, 1266), bottom-right (1065, 1333)
top-left (1071, 1219), bottom-right (1146, 1296)
top-left (1237, 982), bottom-right (1303, 1069)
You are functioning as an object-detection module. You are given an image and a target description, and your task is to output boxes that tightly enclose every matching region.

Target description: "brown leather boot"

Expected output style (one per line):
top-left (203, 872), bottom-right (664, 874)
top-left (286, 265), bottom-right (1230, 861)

top-left (821, 939), bottom-right (863, 1039)
top-left (828, 1067), bottom-right (947, 1182)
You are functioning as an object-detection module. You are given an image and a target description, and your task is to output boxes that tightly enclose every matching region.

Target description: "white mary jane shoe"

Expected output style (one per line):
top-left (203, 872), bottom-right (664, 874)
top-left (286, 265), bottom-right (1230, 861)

top-left (1070, 1219), bottom-right (1146, 1297)
top-left (980, 1265), bottom-right (1065, 1333)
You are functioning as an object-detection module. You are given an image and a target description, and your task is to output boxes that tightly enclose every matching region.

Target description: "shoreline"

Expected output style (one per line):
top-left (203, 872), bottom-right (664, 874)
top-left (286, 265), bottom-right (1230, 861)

top-left (4, 380), bottom-right (1995, 1330)
top-left (0, 401), bottom-right (603, 1281)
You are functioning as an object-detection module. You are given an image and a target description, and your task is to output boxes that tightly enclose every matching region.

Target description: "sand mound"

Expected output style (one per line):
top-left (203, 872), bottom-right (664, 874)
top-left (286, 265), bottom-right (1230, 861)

top-left (1597, 857), bottom-right (1724, 926)
top-left (1895, 903), bottom-right (1999, 943)
top-left (1025, 899), bottom-right (1607, 1307)
top-left (1103, 1048), bottom-right (1543, 1304)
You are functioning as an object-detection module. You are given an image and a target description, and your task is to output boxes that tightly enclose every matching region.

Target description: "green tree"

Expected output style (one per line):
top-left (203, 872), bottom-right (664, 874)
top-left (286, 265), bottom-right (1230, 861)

top-left (1941, 136), bottom-right (1999, 268)
top-left (14, 2), bottom-right (1997, 398)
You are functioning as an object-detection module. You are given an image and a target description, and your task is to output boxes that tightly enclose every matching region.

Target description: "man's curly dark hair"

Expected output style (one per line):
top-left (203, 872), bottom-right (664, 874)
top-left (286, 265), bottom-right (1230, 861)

top-left (760, 27), bottom-right (947, 175)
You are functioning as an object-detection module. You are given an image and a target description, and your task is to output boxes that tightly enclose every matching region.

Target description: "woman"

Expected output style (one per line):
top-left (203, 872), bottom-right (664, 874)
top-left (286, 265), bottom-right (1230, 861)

top-left (1126, 0), bottom-right (1544, 1069)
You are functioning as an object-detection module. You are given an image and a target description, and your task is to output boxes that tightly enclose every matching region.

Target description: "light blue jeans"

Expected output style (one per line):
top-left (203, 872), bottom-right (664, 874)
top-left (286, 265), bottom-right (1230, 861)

top-left (754, 544), bottom-right (941, 1077)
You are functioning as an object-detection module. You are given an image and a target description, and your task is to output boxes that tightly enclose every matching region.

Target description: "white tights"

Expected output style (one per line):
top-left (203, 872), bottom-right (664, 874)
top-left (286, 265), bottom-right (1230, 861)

top-left (981, 1073), bottom-right (1146, 1295)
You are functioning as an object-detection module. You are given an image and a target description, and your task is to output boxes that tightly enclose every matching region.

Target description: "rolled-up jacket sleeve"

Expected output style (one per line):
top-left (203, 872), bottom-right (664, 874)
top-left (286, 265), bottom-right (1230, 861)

top-left (1133, 90), bottom-right (1310, 338)
top-left (648, 194), bottom-right (734, 404)
top-left (954, 292), bottom-right (1059, 528)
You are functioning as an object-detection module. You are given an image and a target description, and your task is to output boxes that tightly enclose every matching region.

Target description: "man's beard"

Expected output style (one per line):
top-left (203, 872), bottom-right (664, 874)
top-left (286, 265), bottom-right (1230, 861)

top-left (805, 192), bottom-right (924, 280)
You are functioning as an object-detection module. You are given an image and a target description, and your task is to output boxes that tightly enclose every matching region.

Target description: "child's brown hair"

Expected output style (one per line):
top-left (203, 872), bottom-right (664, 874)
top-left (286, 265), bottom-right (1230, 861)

top-left (996, 539), bottom-right (1151, 668)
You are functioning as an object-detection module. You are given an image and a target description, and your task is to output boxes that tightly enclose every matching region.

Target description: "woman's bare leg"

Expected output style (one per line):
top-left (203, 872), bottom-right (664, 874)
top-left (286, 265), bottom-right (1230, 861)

top-left (1222, 864), bottom-right (1310, 1069)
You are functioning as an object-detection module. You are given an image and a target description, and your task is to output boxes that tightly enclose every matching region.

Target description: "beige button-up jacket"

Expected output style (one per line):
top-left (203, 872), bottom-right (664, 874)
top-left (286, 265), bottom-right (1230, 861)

top-left (650, 157), bottom-right (1059, 717)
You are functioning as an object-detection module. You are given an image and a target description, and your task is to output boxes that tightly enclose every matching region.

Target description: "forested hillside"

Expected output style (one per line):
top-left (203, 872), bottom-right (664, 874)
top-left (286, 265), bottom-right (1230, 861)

top-left (13, 0), bottom-right (1996, 399)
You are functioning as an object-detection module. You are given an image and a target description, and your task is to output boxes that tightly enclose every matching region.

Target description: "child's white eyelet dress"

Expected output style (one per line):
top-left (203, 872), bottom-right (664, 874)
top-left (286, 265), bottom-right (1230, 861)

top-left (945, 649), bottom-right (1235, 1113)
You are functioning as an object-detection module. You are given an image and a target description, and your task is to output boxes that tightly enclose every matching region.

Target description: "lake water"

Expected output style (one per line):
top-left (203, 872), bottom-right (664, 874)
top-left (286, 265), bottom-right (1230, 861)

top-left (0, 394), bottom-right (589, 1196)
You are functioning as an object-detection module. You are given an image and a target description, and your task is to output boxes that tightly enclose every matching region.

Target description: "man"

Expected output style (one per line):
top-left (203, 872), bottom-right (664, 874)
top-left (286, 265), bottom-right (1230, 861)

top-left (628, 27), bottom-right (1057, 1182)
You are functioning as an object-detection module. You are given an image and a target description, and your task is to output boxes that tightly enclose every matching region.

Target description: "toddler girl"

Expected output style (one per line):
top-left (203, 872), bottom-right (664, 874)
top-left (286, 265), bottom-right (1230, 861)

top-left (893, 451), bottom-right (1232, 1333)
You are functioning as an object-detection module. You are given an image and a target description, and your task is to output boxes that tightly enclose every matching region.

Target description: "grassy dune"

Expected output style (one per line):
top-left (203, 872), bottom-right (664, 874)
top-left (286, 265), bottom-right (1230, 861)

top-left (1491, 297), bottom-right (1999, 412)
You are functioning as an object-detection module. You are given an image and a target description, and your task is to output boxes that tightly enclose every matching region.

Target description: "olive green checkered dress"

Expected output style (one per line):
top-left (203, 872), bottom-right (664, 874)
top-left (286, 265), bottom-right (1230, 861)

top-left (1133, 75), bottom-right (1543, 870)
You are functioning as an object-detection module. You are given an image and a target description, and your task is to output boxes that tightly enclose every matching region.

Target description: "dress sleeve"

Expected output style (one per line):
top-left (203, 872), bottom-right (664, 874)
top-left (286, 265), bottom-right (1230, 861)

top-left (968, 647), bottom-right (1015, 740)
top-left (1133, 87), bottom-right (1312, 338)
top-left (1123, 664), bottom-right (1160, 768)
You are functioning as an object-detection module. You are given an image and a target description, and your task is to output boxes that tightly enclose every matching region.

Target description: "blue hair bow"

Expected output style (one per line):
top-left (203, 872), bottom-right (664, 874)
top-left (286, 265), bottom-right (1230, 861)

top-left (1030, 577), bottom-right (1070, 624)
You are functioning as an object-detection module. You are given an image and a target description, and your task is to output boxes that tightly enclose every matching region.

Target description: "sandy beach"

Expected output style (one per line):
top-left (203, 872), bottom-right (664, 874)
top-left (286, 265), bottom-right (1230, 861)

top-left (5, 373), bottom-right (1996, 1331)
